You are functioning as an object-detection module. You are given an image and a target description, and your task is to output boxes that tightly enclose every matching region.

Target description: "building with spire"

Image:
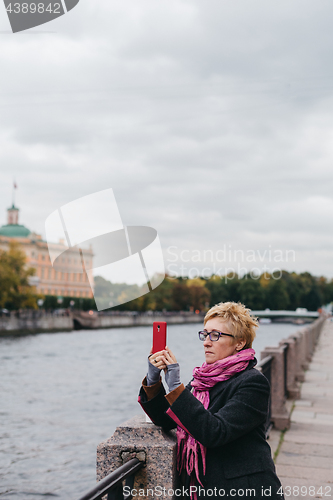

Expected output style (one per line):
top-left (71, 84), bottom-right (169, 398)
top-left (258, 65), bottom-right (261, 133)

top-left (0, 204), bottom-right (94, 299)
top-left (0, 204), bottom-right (31, 237)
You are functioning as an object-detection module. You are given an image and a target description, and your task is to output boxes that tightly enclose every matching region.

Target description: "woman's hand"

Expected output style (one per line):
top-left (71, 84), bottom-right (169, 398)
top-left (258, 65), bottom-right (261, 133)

top-left (148, 347), bottom-right (168, 371)
top-left (159, 347), bottom-right (177, 367)
top-left (149, 347), bottom-right (177, 369)
top-left (146, 347), bottom-right (164, 386)
top-left (148, 347), bottom-right (180, 391)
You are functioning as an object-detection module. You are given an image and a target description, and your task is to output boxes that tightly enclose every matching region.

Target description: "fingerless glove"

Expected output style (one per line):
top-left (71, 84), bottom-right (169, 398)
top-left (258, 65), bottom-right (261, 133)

top-left (165, 363), bottom-right (181, 392)
top-left (146, 356), bottom-right (161, 386)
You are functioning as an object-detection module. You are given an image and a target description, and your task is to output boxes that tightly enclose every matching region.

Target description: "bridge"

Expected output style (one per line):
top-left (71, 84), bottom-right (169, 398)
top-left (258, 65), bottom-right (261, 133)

top-left (251, 309), bottom-right (319, 319)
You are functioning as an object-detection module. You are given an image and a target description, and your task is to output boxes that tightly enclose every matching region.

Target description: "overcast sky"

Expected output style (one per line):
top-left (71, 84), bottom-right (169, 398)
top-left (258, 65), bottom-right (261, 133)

top-left (0, 0), bottom-right (333, 280)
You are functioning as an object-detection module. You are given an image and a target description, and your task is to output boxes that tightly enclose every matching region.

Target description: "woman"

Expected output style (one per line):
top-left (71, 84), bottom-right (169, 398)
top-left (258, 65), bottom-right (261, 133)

top-left (138, 302), bottom-right (284, 499)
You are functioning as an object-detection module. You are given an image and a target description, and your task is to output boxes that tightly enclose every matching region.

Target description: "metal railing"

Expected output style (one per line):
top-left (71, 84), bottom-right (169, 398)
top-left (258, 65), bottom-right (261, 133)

top-left (78, 457), bottom-right (144, 500)
top-left (256, 355), bottom-right (273, 438)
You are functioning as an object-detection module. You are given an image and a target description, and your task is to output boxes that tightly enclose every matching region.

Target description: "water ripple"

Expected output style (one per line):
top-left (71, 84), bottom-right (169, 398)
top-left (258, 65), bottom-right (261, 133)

top-left (0, 323), bottom-right (300, 499)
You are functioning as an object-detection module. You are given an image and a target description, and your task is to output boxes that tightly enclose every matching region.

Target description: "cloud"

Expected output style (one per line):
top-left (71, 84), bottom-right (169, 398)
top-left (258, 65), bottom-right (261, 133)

top-left (0, 0), bottom-right (333, 277)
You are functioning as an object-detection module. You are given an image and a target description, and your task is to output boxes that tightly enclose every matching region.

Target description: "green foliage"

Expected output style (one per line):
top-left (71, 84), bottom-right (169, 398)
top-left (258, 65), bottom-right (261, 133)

top-left (171, 281), bottom-right (191, 311)
top-left (205, 270), bottom-right (331, 312)
top-left (42, 295), bottom-right (96, 311)
top-left (280, 271), bottom-right (303, 310)
top-left (0, 241), bottom-right (40, 310)
top-left (105, 270), bottom-right (331, 312)
top-left (265, 278), bottom-right (290, 310)
top-left (238, 276), bottom-right (266, 310)
top-left (93, 275), bottom-right (142, 310)
top-left (206, 274), bottom-right (241, 304)
top-left (3, 250), bottom-right (332, 312)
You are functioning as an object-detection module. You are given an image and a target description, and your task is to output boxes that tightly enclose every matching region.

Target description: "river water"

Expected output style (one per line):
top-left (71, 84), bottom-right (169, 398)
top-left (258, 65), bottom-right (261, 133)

top-left (0, 322), bottom-right (301, 500)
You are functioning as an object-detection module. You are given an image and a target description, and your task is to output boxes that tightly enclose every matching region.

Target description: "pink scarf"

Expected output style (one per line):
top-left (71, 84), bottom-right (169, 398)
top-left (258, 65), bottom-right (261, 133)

top-left (177, 348), bottom-right (255, 493)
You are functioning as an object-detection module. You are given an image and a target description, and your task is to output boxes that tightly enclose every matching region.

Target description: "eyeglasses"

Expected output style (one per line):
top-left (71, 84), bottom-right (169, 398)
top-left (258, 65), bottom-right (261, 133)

top-left (198, 330), bottom-right (235, 342)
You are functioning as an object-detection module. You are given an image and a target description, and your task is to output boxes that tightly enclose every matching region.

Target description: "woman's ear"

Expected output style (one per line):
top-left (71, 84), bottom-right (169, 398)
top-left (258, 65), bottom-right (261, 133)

top-left (235, 340), bottom-right (246, 351)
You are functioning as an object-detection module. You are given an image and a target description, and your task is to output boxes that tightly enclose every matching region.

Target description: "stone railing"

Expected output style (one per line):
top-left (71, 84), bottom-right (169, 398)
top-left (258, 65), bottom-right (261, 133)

top-left (260, 314), bottom-right (327, 430)
top-left (96, 315), bottom-right (329, 499)
top-left (97, 415), bottom-right (178, 500)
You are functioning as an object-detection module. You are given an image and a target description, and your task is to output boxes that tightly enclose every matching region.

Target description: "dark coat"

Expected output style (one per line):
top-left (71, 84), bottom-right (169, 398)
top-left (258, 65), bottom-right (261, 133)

top-left (139, 359), bottom-right (284, 499)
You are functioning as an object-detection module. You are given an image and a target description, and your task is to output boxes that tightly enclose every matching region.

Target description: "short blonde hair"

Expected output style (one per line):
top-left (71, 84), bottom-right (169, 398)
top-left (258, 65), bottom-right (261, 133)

top-left (204, 301), bottom-right (258, 349)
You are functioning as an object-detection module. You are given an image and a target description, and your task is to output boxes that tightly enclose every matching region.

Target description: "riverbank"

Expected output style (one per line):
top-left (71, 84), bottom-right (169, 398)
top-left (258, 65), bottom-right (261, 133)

top-left (0, 310), bottom-right (205, 336)
top-left (0, 308), bottom-right (318, 336)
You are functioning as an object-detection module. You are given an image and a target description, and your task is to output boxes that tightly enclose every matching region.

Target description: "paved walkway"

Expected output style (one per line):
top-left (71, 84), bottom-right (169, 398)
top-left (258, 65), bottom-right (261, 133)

top-left (274, 318), bottom-right (333, 499)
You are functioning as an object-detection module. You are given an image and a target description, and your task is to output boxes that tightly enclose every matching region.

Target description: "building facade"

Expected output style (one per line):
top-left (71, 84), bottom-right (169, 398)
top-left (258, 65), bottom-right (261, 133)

top-left (0, 205), bottom-right (94, 298)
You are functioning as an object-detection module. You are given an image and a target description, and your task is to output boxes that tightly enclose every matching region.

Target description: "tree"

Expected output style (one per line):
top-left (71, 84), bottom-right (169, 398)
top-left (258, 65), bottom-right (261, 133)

top-left (317, 276), bottom-right (331, 305)
top-left (184, 278), bottom-right (210, 311)
top-left (94, 275), bottom-right (141, 310)
top-left (265, 278), bottom-right (290, 310)
top-left (206, 276), bottom-right (229, 305)
top-left (171, 281), bottom-right (191, 311)
top-left (0, 241), bottom-right (39, 309)
top-left (325, 279), bottom-right (333, 304)
top-left (146, 277), bottom-right (174, 311)
top-left (206, 274), bottom-right (241, 306)
top-left (238, 276), bottom-right (266, 310)
top-left (280, 271), bottom-right (303, 310)
top-left (187, 285), bottom-right (211, 311)
top-left (299, 272), bottom-right (324, 311)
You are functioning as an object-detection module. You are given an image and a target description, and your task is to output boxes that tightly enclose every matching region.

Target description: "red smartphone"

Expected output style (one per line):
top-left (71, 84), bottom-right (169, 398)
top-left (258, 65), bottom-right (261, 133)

top-left (152, 321), bottom-right (167, 354)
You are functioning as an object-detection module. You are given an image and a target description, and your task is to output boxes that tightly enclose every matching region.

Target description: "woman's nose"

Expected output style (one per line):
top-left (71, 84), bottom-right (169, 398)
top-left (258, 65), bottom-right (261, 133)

top-left (203, 335), bottom-right (212, 345)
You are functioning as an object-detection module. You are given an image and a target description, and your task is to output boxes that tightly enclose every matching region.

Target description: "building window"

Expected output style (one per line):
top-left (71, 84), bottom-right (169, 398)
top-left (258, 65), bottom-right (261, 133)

top-left (41, 268), bottom-right (44, 278)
